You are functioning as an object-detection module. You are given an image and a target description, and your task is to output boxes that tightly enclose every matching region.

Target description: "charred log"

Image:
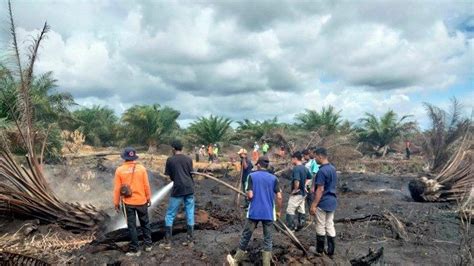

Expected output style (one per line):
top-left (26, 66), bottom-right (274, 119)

top-left (350, 247), bottom-right (384, 266)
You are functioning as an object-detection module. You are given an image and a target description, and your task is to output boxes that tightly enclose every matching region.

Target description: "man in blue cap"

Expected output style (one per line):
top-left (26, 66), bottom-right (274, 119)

top-left (113, 147), bottom-right (152, 256)
top-left (227, 156), bottom-right (282, 266)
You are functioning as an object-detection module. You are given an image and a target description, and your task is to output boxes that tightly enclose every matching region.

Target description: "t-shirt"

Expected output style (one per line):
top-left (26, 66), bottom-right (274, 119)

top-left (262, 144), bottom-right (269, 152)
top-left (165, 154), bottom-right (194, 197)
top-left (314, 163), bottom-right (338, 212)
top-left (291, 165), bottom-right (312, 196)
top-left (305, 159), bottom-right (319, 176)
top-left (241, 158), bottom-right (253, 185)
top-left (246, 170), bottom-right (281, 221)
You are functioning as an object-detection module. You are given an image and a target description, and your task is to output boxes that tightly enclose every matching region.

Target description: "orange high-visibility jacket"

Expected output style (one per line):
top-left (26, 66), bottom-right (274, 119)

top-left (113, 161), bottom-right (151, 206)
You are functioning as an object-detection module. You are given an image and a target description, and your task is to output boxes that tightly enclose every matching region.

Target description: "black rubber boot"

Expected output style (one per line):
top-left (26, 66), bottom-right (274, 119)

top-left (183, 225), bottom-right (194, 246)
top-left (326, 236), bottom-right (335, 258)
top-left (316, 235), bottom-right (325, 255)
top-left (297, 212), bottom-right (307, 230)
top-left (160, 226), bottom-right (172, 249)
top-left (286, 214), bottom-right (296, 231)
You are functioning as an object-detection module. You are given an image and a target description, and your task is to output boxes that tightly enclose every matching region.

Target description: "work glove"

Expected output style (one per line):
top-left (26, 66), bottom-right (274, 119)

top-left (146, 200), bottom-right (151, 207)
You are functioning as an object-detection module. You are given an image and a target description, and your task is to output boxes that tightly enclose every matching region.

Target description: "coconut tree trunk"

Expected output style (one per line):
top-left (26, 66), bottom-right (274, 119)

top-left (147, 140), bottom-right (157, 153)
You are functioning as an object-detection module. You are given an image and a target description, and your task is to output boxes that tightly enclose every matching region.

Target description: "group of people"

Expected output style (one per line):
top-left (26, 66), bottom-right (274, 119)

top-left (229, 146), bottom-right (337, 265)
top-left (113, 141), bottom-right (338, 265)
top-left (195, 144), bottom-right (219, 163)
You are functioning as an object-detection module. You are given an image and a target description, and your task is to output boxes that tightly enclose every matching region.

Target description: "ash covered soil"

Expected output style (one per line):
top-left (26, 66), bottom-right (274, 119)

top-left (0, 156), bottom-right (469, 265)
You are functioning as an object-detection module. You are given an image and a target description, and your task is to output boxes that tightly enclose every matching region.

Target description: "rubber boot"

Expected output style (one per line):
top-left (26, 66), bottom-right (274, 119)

top-left (297, 212), bottom-right (307, 231)
top-left (286, 214), bottom-right (296, 231)
top-left (326, 236), bottom-right (335, 258)
top-left (182, 225), bottom-right (194, 247)
top-left (262, 251), bottom-right (272, 266)
top-left (160, 226), bottom-right (172, 250)
top-left (316, 235), bottom-right (325, 256)
top-left (226, 249), bottom-right (246, 266)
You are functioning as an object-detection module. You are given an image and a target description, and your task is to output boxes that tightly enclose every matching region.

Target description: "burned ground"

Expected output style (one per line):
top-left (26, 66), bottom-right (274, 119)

top-left (0, 155), bottom-right (471, 265)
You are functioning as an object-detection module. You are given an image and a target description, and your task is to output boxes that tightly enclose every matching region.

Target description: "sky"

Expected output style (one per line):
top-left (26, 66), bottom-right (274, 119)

top-left (1, 0), bottom-right (473, 128)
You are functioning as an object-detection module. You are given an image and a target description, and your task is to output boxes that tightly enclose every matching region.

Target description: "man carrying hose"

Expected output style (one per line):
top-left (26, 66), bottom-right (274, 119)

top-left (161, 140), bottom-right (195, 249)
top-left (227, 156), bottom-right (283, 266)
top-left (113, 147), bottom-right (152, 256)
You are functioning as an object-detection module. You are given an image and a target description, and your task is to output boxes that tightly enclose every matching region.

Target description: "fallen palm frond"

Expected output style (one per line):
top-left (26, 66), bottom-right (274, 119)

top-left (0, 226), bottom-right (95, 264)
top-left (0, 1), bottom-right (107, 232)
top-left (409, 132), bottom-right (473, 202)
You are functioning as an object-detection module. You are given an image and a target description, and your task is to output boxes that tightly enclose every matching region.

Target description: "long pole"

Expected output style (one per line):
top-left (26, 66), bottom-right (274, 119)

top-left (192, 171), bottom-right (245, 196)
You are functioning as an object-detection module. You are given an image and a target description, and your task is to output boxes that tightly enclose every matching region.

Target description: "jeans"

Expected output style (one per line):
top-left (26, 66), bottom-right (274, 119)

top-left (165, 194), bottom-right (195, 227)
top-left (239, 219), bottom-right (274, 252)
top-left (125, 204), bottom-right (152, 252)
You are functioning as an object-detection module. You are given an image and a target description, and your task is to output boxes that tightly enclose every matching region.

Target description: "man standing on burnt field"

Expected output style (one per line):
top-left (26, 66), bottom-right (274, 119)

top-left (286, 151), bottom-right (312, 231)
top-left (113, 147), bottom-right (152, 256)
top-left (310, 147), bottom-right (338, 258)
top-left (227, 156), bottom-right (283, 266)
top-left (161, 140), bottom-right (195, 249)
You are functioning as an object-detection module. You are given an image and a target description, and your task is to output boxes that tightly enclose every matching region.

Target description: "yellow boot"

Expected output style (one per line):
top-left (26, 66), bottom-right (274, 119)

top-left (227, 249), bottom-right (246, 266)
top-left (262, 251), bottom-right (272, 266)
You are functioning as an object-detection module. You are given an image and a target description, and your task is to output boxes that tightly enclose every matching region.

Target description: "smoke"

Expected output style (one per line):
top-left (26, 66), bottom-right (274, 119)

top-left (108, 182), bottom-right (174, 232)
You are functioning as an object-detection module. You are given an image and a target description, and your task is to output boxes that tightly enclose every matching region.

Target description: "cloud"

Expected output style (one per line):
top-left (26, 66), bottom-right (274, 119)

top-left (0, 0), bottom-right (472, 128)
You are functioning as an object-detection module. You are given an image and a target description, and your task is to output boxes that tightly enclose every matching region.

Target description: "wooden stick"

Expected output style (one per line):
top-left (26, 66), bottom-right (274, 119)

top-left (192, 172), bottom-right (245, 196)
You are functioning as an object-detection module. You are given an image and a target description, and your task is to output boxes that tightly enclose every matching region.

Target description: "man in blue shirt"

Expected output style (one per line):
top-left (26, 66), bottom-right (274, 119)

top-left (286, 151), bottom-right (312, 231)
top-left (227, 156), bottom-right (282, 266)
top-left (310, 147), bottom-right (338, 258)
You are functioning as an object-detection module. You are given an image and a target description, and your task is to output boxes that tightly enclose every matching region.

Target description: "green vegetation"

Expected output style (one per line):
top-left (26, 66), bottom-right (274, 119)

top-left (356, 110), bottom-right (415, 157)
top-left (71, 105), bottom-right (118, 147)
top-left (296, 105), bottom-right (342, 134)
top-left (121, 104), bottom-right (180, 152)
top-left (236, 117), bottom-right (281, 141)
top-left (188, 115), bottom-right (232, 145)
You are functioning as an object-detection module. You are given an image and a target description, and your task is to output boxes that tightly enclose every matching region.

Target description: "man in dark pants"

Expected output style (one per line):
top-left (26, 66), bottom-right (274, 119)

top-left (238, 148), bottom-right (253, 208)
top-left (162, 140), bottom-right (195, 249)
top-left (286, 151), bottom-right (312, 231)
top-left (113, 147), bottom-right (152, 256)
top-left (227, 156), bottom-right (283, 266)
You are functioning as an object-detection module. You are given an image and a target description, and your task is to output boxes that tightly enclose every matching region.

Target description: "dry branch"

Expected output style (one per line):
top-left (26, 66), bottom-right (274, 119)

top-left (0, 1), bottom-right (108, 233)
top-left (409, 132), bottom-right (473, 202)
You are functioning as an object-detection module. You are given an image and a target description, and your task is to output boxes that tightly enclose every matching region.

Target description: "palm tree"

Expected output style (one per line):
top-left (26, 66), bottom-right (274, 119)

top-left (188, 115), bottom-right (232, 145)
top-left (236, 117), bottom-right (280, 141)
top-left (357, 110), bottom-right (415, 157)
top-left (72, 105), bottom-right (119, 147)
top-left (121, 104), bottom-right (180, 152)
top-left (422, 98), bottom-right (471, 171)
top-left (1, 67), bottom-right (76, 160)
top-left (296, 105), bottom-right (342, 134)
top-left (0, 0), bottom-right (107, 232)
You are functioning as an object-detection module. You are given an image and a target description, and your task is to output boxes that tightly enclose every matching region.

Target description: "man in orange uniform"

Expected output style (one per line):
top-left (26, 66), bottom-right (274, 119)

top-left (113, 147), bottom-right (152, 256)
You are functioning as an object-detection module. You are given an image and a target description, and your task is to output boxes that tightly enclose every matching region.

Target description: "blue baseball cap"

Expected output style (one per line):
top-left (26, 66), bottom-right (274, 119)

top-left (121, 147), bottom-right (139, 161)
